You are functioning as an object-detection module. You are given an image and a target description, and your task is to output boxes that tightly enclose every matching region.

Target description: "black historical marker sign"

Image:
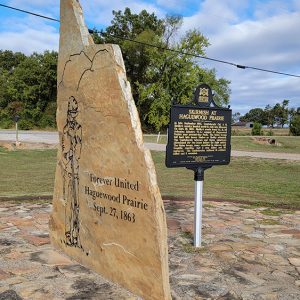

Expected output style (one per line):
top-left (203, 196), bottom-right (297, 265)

top-left (166, 84), bottom-right (232, 169)
top-left (13, 115), bottom-right (20, 123)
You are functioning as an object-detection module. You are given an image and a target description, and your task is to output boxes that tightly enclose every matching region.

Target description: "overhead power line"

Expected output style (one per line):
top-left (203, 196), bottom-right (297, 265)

top-left (0, 4), bottom-right (60, 22)
top-left (89, 29), bottom-right (238, 68)
top-left (1, 3), bottom-right (300, 79)
top-left (89, 29), bottom-right (300, 78)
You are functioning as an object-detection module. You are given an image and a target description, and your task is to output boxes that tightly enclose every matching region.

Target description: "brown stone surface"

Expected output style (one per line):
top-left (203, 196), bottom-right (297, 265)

top-left (22, 234), bottom-right (50, 246)
top-left (0, 269), bottom-right (11, 281)
top-left (49, 1), bottom-right (170, 299)
top-left (288, 257), bottom-right (300, 267)
top-left (1, 201), bottom-right (300, 299)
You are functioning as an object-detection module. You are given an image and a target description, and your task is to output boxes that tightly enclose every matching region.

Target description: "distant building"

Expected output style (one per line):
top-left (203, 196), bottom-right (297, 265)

top-left (232, 121), bottom-right (254, 128)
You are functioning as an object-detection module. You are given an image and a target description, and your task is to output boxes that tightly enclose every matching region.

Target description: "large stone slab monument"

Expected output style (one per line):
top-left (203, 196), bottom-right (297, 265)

top-left (49, 1), bottom-right (171, 299)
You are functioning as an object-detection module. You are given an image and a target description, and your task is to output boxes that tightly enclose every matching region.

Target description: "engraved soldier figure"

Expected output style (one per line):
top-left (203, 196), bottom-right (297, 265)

top-left (62, 96), bottom-right (82, 247)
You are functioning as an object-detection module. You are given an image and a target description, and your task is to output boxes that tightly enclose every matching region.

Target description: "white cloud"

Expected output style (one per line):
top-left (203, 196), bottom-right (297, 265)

top-left (81, 0), bottom-right (164, 26)
top-left (181, 0), bottom-right (249, 35)
top-left (293, 0), bottom-right (300, 9)
top-left (208, 12), bottom-right (300, 66)
top-left (206, 11), bottom-right (300, 113)
top-left (253, 0), bottom-right (296, 19)
top-left (215, 66), bottom-right (300, 114)
top-left (0, 16), bottom-right (58, 54)
top-left (0, 30), bottom-right (58, 54)
top-left (180, 0), bottom-right (300, 114)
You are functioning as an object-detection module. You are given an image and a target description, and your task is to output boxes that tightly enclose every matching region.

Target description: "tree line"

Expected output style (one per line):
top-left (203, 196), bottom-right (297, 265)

top-left (0, 50), bottom-right (57, 129)
top-left (232, 101), bottom-right (300, 135)
top-left (0, 8), bottom-right (230, 131)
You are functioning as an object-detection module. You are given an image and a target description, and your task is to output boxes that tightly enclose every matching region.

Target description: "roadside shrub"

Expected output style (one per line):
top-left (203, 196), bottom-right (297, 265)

top-left (290, 115), bottom-right (300, 136)
top-left (39, 115), bottom-right (56, 128)
top-left (39, 102), bottom-right (57, 128)
top-left (0, 110), bottom-right (13, 128)
top-left (0, 118), bottom-right (13, 129)
top-left (266, 129), bottom-right (274, 136)
top-left (251, 122), bottom-right (262, 135)
top-left (18, 119), bottom-right (34, 130)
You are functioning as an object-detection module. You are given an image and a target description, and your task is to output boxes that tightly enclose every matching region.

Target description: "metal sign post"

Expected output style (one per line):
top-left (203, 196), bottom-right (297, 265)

top-left (194, 167), bottom-right (204, 247)
top-left (13, 115), bottom-right (20, 146)
top-left (16, 121), bottom-right (19, 144)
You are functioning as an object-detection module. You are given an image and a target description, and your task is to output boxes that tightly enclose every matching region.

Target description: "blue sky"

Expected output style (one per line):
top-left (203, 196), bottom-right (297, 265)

top-left (0, 0), bottom-right (300, 114)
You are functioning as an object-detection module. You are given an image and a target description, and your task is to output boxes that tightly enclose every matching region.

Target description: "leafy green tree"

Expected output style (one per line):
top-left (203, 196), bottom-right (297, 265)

top-left (272, 100), bottom-right (289, 128)
top-left (289, 107), bottom-right (296, 125)
top-left (0, 70), bottom-right (10, 109)
top-left (95, 8), bottom-right (231, 131)
top-left (290, 115), bottom-right (300, 136)
top-left (0, 50), bottom-right (26, 72)
top-left (241, 101), bottom-right (290, 128)
top-left (264, 104), bottom-right (275, 127)
top-left (0, 51), bottom-right (57, 129)
top-left (240, 108), bottom-right (267, 125)
top-left (289, 107), bottom-right (300, 136)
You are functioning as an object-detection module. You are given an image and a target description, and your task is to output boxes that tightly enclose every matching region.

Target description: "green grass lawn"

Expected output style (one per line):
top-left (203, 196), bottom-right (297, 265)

top-left (144, 134), bottom-right (168, 144)
top-left (144, 135), bottom-right (300, 154)
top-left (231, 136), bottom-right (300, 153)
top-left (0, 147), bottom-right (299, 209)
top-left (0, 147), bottom-right (57, 197)
top-left (153, 151), bottom-right (300, 209)
top-left (231, 127), bottom-right (290, 136)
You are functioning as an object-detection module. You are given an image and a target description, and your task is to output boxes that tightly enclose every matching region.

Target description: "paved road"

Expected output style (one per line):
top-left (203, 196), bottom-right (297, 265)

top-left (0, 130), bottom-right (58, 144)
top-left (1, 130), bottom-right (300, 160)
